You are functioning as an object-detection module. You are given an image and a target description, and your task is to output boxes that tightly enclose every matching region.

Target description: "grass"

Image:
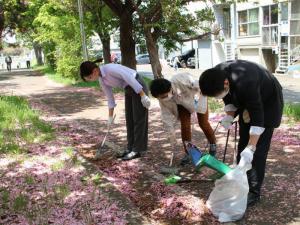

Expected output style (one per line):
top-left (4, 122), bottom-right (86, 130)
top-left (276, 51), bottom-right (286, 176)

top-left (283, 103), bottom-right (300, 122)
top-left (34, 65), bottom-right (77, 86)
top-left (0, 95), bottom-right (54, 154)
top-left (51, 160), bottom-right (65, 171)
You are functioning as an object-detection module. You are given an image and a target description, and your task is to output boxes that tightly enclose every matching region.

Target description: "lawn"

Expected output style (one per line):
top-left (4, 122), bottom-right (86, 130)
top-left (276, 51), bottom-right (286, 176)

top-left (0, 96), bottom-right (54, 154)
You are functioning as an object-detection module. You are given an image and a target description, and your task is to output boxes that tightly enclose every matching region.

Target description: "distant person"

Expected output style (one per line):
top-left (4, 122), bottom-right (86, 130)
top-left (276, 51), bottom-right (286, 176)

top-left (5, 55), bottom-right (12, 71)
top-left (26, 54), bottom-right (31, 69)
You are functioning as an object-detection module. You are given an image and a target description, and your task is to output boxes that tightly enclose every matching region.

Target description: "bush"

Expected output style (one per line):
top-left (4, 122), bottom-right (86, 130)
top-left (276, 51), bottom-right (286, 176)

top-left (284, 103), bottom-right (300, 121)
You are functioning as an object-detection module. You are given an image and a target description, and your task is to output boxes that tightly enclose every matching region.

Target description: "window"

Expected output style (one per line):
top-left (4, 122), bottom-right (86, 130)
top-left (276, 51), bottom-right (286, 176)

top-left (262, 5), bottom-right (278, 45)
top-left (280, 2), bottom-right (288, 21)
top-left (263, 5), bottom-right (278, 25)
top-left (291, 21), bottom-right (300, 35)
top-left (291, 0), bottom-right (300, 19)
top-left (238, 8), bottom-right (259, 36)
top-left (271, 5), bottom-right (278, 24)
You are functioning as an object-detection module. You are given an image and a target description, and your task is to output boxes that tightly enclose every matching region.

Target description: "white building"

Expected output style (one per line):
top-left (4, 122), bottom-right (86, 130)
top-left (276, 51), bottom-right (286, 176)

top-left (196, 0), bottom-right (300, 73)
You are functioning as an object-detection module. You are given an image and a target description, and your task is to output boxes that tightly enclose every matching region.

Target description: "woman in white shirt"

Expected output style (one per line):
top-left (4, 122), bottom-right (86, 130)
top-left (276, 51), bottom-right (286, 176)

top-left (150, 73), bottom-right (217, 165)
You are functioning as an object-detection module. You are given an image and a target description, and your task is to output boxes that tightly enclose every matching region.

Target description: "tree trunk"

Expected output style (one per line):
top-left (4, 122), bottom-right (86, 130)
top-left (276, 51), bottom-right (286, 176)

top-left (119, 11), bottom-right (136, 69)
top-left (144, 27), bottom-right (163, 79)
top-left (0, 5), bottom-right (4, 50)
top-left (99, 34), bottom-right (111, 64)
top-left (33, 42), bottom-right (43, 65)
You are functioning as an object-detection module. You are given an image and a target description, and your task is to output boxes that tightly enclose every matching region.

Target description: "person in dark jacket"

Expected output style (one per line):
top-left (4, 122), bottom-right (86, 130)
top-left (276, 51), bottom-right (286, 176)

top-left (199, 60), bottom-right (283, 207)
top-left (5, 55), bottom-right (12, 71)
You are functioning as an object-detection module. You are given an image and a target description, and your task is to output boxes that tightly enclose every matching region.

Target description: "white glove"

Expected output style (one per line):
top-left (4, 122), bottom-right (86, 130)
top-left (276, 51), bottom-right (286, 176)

top-left (220, 115), bottom-right (234, 129)
top-left (141, 95), bottom-right (151, 109)
top-left (107, 116), bottom-right (114, 125)
top-left (240, 146), bottom-right (255, 165)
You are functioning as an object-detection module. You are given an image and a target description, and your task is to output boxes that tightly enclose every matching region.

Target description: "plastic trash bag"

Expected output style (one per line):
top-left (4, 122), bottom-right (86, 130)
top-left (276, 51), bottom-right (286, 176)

top-left (206, 157), bottom-right (252, 222)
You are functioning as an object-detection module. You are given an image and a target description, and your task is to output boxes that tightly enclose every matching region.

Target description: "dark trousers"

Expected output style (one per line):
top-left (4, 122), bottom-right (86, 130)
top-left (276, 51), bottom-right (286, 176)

top-left (177, 104), bottom-right (216, 152)
top-left (237, 118), bottom-right (274, 196)
top-left (26, 61), bottom-right (30, 69)
top-left (6, 63), bottom-right (11, 71)
top-left (124, 74), bottom-right (148, 152)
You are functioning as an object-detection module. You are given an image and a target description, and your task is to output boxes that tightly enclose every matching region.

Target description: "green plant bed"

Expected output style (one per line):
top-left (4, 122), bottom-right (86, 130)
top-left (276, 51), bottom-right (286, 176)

top-left (0, 96), bottom-right (54, 154)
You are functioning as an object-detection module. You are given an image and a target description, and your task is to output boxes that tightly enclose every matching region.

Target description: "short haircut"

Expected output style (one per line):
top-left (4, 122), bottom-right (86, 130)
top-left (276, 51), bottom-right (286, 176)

top-left (150, 78), bottom-right (172, 98)
top-left (79, 61), bottom-right (98, 81)
top-left (199, 68), bottom-right (227, 96)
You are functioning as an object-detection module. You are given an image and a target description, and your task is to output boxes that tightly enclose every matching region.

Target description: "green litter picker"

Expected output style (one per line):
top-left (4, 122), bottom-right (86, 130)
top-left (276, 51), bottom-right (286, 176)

top-left (164, 121), bottom-right (238, 185)
top-left (164, 146), bottom-right (232, 185)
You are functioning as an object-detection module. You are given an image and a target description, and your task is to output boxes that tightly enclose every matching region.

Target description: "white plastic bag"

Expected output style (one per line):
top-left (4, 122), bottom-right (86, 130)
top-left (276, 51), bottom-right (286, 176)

top-left (206, 158), bottom-right (252, 223)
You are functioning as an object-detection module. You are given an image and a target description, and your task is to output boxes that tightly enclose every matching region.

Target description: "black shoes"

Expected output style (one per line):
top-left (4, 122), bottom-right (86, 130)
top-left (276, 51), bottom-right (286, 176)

top-left (247, 192), bottom-right (260, 207)
top-left (122, 151), bottom-right (141, 160)
top-left (116, 149), bottom-right (131, 158)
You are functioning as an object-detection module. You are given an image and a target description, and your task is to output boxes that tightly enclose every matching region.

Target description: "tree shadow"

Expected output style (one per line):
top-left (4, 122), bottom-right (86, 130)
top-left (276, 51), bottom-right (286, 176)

top-left (72, 112), bottom-right (236, 224)
top-left (30, 89), bottom-right (106, 116)
top-left (71, 112), bottom-right (300, 224)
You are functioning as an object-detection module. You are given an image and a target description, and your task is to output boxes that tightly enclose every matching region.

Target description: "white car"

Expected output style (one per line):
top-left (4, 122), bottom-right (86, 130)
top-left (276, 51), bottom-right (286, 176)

top-left (136, 54), bottom-right (150, 64)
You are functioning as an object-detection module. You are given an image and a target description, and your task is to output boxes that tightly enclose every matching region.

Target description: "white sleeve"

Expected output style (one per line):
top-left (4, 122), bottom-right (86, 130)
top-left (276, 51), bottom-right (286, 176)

top-left (249, 126), bottom-right (265, 135)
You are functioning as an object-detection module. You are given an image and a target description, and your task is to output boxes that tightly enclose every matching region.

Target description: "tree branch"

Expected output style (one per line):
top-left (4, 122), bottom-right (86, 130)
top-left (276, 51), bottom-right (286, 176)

top-left (179, 28), bottom-right (221, 42)
top-left (145, 2), bottom-right (161, 20)
top-left (102, 0), bottom-right (123, 17)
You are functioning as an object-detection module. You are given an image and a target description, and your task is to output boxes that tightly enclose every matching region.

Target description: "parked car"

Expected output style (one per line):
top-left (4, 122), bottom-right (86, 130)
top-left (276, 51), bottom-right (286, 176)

top-left (169, 49), bottom-right (195, 68)
top-left (187, 57), bottom-right (195, 68)
top-left (178, 49), bottom-right (195, 68)
top-left (136, 54), bottom-right (150, 64)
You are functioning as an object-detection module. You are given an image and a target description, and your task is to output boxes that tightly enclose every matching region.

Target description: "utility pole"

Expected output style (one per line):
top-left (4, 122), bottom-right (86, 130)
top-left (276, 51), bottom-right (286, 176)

top-left (78, 0), bottom-right (88, 60)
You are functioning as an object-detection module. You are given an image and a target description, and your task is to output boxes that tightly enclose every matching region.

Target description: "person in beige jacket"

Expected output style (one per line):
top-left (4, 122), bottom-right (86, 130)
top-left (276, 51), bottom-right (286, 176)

top-left (150, 73), bottom-right (217, 165)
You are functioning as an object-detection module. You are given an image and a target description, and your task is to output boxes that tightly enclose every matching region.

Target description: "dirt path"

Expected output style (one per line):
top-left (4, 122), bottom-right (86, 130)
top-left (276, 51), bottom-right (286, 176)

top-left (1, 69), bottom-right (300, 225)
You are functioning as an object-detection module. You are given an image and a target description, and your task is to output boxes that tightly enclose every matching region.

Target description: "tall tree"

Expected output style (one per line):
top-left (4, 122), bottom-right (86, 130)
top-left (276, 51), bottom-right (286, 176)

top-left (83, 0), bottom-right (119, 64)
top-left (102, 0), bottom-right (136, 69)
top-left (0, 4), bottom-right (4, 47)
top-left (103, 0), bottom-right (214, 78)
top-left (130, 0), bottom-right (203, 78)
top-left (17, 0), bottom-right (48, 65)
top-left (33, 0), bottom-right (83, 77)
top-left (0, 0), bottom-right (27, 49)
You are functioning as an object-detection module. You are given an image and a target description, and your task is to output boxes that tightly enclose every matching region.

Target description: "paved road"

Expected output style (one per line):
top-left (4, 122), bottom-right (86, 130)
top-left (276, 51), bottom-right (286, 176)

top-left (137, 64), bottom-right (300, 104)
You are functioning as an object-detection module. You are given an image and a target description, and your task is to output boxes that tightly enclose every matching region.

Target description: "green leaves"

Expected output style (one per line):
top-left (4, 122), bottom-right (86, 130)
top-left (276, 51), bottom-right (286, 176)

top-left (31, 0), bottom-right (82, 78)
